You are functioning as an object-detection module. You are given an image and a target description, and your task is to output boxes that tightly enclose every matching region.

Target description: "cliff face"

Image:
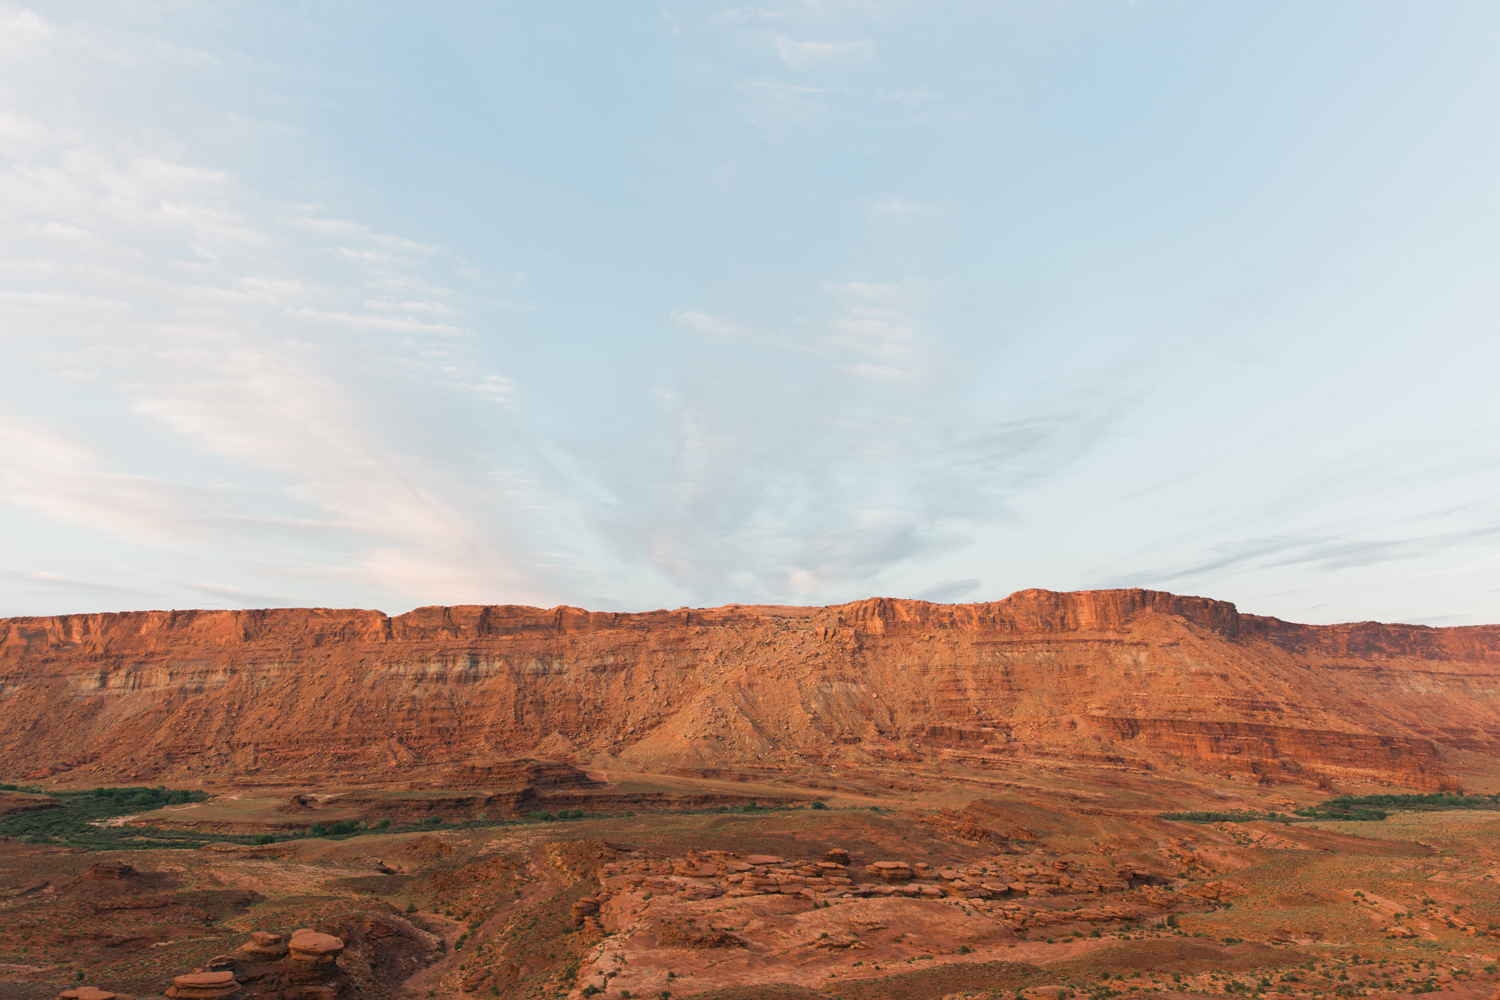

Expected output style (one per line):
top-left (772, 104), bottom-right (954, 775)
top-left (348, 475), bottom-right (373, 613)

top-left (2, 588), bottom-right (1498, 790)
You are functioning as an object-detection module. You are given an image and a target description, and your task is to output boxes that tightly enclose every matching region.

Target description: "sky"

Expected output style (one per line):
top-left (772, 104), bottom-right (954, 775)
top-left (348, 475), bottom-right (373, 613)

top-left (1, 2), bottom-right (1499, 626)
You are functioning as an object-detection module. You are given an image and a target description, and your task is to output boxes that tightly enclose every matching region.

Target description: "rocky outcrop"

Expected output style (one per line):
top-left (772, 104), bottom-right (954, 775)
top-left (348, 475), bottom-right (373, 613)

top-left (2, 588), bottom-right (1498, 790)
top-left (1078, 718), bottom-right (1460, 791)
top-left (285, 929), bottom-right (346, 998)
top-left (597, 845), bottom-right (1151, 911)
top-left (172, 929), bottom-right (355, 1000)
top-left (439, 757), bottom-right (597, 788)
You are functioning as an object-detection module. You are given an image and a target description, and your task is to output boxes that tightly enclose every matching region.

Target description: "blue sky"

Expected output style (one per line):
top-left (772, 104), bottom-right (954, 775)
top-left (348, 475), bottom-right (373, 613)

top-left (2, 2), bottom-right (1498, 624)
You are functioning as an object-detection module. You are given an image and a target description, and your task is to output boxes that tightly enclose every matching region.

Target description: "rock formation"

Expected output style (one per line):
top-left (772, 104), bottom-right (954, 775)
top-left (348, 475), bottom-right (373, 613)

top-left (2, 588), bottom-right (1498, 790)
top-left (164, 971), bottom-right (238, 1000)
top-left (86, 863), bottom-right (136, 881)
top-left (177, 929), bottom-right (353, 1000)
top-left (284, 929), bottom-right (346, 999)
top-left (592, 844), bottom-right (1171, 935)
top-left (238, 931), bottom-right (288, 960)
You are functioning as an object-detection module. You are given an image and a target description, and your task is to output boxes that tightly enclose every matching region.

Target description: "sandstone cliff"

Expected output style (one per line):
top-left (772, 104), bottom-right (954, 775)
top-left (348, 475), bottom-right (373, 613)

top-left (2, 588), bottom-right (1497, 791)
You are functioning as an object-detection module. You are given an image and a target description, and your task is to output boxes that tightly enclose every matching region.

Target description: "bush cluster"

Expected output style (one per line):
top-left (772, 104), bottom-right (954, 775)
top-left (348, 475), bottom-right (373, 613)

top-left (526, 808), bottom-right (586, 822)
top-left (1158, 810), bottom-right (1287, 824)
top-left (0, 785), bottom-right (215, 850)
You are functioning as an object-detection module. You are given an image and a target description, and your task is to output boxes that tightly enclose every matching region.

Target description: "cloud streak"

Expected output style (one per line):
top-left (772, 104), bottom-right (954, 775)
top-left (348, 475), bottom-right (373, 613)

top-left (774, 37), bottom-right (875, 68)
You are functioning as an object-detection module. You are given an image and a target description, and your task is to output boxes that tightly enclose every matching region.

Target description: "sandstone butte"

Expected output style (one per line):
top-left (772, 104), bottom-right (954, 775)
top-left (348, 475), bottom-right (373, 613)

top-left (2, 587), bottom-right (1499, 792)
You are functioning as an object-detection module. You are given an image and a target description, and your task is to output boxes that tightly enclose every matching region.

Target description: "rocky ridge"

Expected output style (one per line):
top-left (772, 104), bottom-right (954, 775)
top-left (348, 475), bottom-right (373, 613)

top-left (3, 588), bottom-right (1498, 790)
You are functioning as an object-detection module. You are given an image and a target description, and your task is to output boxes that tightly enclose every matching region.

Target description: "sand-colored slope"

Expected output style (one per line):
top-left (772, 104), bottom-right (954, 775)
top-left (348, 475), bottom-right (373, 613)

top-left (2, 588), bottom-right (1497, 789)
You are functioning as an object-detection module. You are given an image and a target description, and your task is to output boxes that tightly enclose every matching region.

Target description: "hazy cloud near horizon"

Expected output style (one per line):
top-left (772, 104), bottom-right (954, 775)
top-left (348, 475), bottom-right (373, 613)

top-left (2, 2), bottom-right (1499, 626)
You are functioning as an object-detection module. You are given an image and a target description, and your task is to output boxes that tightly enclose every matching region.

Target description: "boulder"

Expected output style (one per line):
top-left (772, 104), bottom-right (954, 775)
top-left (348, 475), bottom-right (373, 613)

top-left (289, 929), bottom-right (345, 961)
top-left (865, 861), bottom-right (913, 880)
top-left (238, 931), bottom-right (288, 959)
top-left (165, 971), bottom-right (239, 999)
top-left (87, 862), bottom-right (137, 880)
top-left (57, 989), bottom-right (117, 1000)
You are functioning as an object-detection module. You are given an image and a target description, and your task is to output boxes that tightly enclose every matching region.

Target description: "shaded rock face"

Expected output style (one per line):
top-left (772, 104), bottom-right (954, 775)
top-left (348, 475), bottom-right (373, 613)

top-left (315, 912), bottom-right (442, 994)
top-left (2, 588), bottom-right (1499, 790)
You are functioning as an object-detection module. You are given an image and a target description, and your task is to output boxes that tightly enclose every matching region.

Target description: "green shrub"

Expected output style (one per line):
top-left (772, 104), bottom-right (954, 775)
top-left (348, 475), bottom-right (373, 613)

top-left (0, 785), bottom-right (214, 851)
top-left (1158, 810), bottom-right (1275, 824)
top-left (810, 801), bottom-right (827, 810)
top-left (253, 834), bottom-right (275, 845)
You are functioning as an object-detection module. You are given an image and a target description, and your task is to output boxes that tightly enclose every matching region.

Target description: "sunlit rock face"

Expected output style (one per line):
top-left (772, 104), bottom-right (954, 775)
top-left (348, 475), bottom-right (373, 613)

top-left (2, 587), bottom-right (1496, 791)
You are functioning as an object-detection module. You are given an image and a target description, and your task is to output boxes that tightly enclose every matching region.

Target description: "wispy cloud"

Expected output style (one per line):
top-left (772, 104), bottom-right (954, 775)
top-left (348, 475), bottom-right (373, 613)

top-left (731, 77), bottom-right (838, 138)
top-left (773, 36), bottom-right (875, 68)
top-left (556, 273), bottom-right (1120, 607)
top-left (864, 197), bottom-right (937, 221)
top-left (0, 418), bottom-right (229, 540)
top-left (0, 568), bottom-right (147, 598)
top-left (0, 10), bottom-right (540, 611)
top-left (672, 310), bottom-right (743, 339)
top-left (916, 578), bottom-right (981, 603)
top-left (1124, 526), bottom-right (1500, 587)
top-left (182, 581), bottom-right (300, 607)
top-left (6, 1), bottom-right (1496, 628)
